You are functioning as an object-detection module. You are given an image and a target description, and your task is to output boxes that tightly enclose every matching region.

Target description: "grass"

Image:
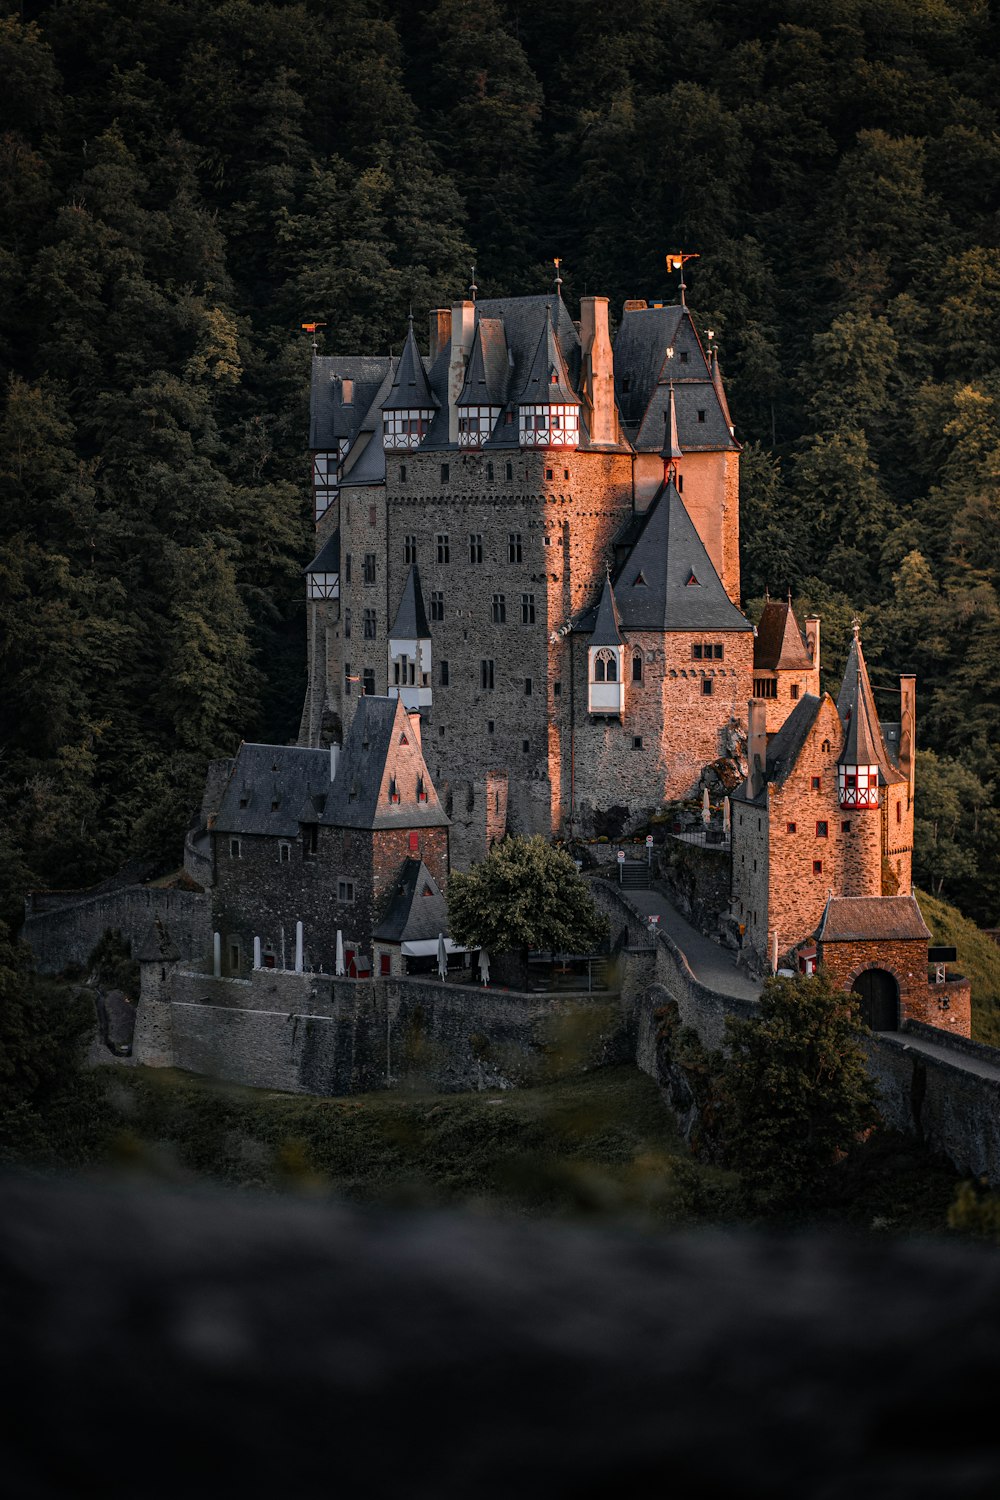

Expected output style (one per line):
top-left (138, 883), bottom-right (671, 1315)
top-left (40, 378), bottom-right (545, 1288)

top-left (916, 888), bottom-right (1000, 1046)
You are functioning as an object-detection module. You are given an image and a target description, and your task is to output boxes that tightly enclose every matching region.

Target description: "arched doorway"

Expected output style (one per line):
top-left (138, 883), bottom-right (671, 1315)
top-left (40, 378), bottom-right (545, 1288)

top-left (852, 968), bottom-right (899, 1031)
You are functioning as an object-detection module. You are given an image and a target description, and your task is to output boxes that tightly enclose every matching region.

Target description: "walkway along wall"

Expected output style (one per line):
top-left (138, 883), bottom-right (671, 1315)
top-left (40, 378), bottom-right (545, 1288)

top-left (24, 886), bottom-right (210, 974)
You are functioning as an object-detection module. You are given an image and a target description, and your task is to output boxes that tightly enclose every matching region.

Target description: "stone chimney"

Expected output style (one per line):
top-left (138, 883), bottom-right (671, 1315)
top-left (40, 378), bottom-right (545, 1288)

top-left (429, 308), bottom-right (452, 363)
top-left (748, 700), bottom-right (767, 799)
top-left (805, 615), bottom-right (821, 669)
top-left (329, 743), bottom-right (340, 782)
top-left (448, 300), bottom-right (476, 443)
top-left (899, 674), bottom-right (916, 808)
top-left (579, 295), bottom-right (617, 446)
top-left (407, 709), bottom-right (422, 747)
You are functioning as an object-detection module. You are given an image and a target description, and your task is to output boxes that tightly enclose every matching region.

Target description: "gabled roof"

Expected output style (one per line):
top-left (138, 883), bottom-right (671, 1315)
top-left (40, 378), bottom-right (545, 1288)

top-left (475, 293), bottom-right (580, 402)
top-left (304, 528), bottom-right (340, 575)
top-left (599, 481), bottom-right (751, 634)
top-left (613, 304), bottom-right (685, 427)
top-left (589, 572), bottom-right (625, 648)
top-left (382, 319), bottom-right (438, 412)
top-left (373, 858), bottom-right (450, 944)
top-left (340, 359), bottom-right (398, 486)
top-left (634, 374), bottom-right (737, 453)
top-left (836, 628), bottom-right (905, 784)
top-left (764, 693), bottom-right (825, 787)
top-left (816, 895), bottom-right (931, 943)
top-left (389, 564), bottom-right (431, 641)
top-left (457, 317), bottom-right (509, 406)
top-left (754, 600), bottom-right (813, 672)
top-left (213, 744), bottom-right (334, 838)
top-left (309, 356), bottom-right (392, 450)
top-left (517, 302), bottom-right (581, 406)
top-left (322, 696), bottom-right (449, 831)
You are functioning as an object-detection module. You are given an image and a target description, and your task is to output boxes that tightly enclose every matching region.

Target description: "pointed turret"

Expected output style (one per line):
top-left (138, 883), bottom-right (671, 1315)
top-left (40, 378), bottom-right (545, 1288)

top-left (382, 316), bottom-right (438, 451)
top-left (517, 302), bottom-right (581, 448)
top-left (587, 571), bottom-right (626, 717)
top-left (660, 381), bottom-right (682, 482)
top-left (836, 623), bottom-right (904, 807)
top-left (388, 565), bottom-right (432, 710)
top-left (456, 317), bottom-right (508, 447)
top-left (710, 345), bottom-right (735, 437)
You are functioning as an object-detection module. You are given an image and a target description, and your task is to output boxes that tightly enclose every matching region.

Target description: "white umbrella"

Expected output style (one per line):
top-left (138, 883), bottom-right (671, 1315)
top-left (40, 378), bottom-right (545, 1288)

top-left (478, 949), bottom-right (490, 987)
top-left (437, 932), bottom-right (448, 981)
top-left (335, 929), bottom-right (346, 977)
top-left (701, 787), bottom-right (711, 825)
top-left (722, 795), bottom-right (731, 834)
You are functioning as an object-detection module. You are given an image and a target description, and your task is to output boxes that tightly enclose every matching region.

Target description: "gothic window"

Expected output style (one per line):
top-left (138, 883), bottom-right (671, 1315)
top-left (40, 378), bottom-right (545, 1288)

top-left (437, 533), bottom-right (450, 564)
top-left (632, 653), bottom-right (643, 682)
top-left (821, 739), bottom-right (831, 752)
top-left (363, 552), bottom-right (376, 586)
top-left (521, 593), bottom-right (535, 624)
top-left (469, 533), bottom-right (483, 564)
top-left (404, 535), bottom-right (417, 565)
top-left (430, 591), bottom-right (444, 621)
top-left (363, 609), bottom-right (377, 639)
top-left (279, 843), bottom-right (290, 862)
top-left (492, 594), bottom-right (506, 624)
top-left (508, 533), bottom-right (522, 563)
top-left (593, 649), bottom-right (617, 683)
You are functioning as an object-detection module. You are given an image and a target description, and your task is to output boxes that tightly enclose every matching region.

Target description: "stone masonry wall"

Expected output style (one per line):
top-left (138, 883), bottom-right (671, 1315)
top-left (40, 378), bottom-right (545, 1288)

top-left (819, 936), bottom-right (972, 1037)
top-left (23, 886), bottom-right (210, 974)
top-left (731, 801), bottom-right (769, 958)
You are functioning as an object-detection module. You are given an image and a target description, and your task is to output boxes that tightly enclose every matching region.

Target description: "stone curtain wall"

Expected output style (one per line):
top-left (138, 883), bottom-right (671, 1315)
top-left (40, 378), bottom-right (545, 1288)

top-left (132, 966), bottom-right (630, 1095)
top-left (820, 936), bottom-right (972, 1037)
top-left (22, 886), bottom-right (211, 974)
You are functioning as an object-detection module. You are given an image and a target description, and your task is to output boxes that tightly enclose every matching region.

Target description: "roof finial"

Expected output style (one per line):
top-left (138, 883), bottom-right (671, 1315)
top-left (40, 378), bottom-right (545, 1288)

top-left (469, 264), bottom-right (478, 302)
top-left (787, 585), bottom-right (793, 606)
top-left (764, 585), bottom-right (770, 603)
top-left (666, 251), bottom-right (699, 307)
top-left (852, 614), bottom-right (862, 641)
top-left (553, 257), bottom-right (563, 295)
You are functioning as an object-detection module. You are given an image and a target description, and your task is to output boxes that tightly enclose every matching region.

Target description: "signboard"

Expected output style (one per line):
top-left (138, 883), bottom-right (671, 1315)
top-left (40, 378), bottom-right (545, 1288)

top-left (645, 835), bottom-right (653, 847)
top-left (617, 850), bottom-right (625, 862)
top-left (647, 914), bottom-right (660, 926)
top-left (928, 946), bottom-right (957, 964)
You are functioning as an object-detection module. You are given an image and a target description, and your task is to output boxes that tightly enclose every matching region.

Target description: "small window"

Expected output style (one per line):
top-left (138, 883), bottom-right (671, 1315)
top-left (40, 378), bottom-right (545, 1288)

top-left (487, 461), bottom-right (494, 481)
top-left (508, 532), bottom-right (522, 563)
top-left (364, 552), bottom-right (376, 586)
top-left (380, 954), bottom-right (391, 976)
top-left (693, 644), bottom-right (703, 660)
top-left (821, 739), bottom-right (831, 753)
top-left (363, 608), bottom-right (377, 639)
top-left (344, 661), bottom-right (352, 695)
top-left (491, 594), bottom-right (506, 624)
top-left (622, 376), bottom-right (631, 393)
top-left (441, 463), bottom-right (450, 483)
top-left (363, 667), bottom-right (375, 695)
top-left (521, 593), bottom-right (535, 624)
top-left (522, 739), bottom-right (530, 753)
top-left (680, 350), bottom-right (689, 364)
top-left (338, 879), bottom-right (355, 904)
top-left (345, 553), bottom-right (352, 584)
top-left (229, 944), bottom-right (240, 971)
top-left (841, 820), bottom-right (852, 833)
top-left (430, 590), bottom-right (444, 621)
top-left (404, 535), bottom-right (417, 565)
top-left (436, 533), bottom-right (450, 564)
top-left (505, 412), bottom-right (514, 425)
top-left (469, 533), bottom-right (483, 564)
top-left (701, 678), bottom-right (713, 696)
top-left (632, 653), bottom-right (643, 682)
top-left (440, 659), bottom-right (449, 686)
top-left (303, 824), bottom-right (319, 857)
top-left (564, 468), bottom-right (569, 479)
top-left (230, 838), bottom-right (241, 858)
top-left (813, 860), bottom-right (823, 875)
top-left (481, 659), bottom-right (495, 690)
top-left (553, 681), bottom-right (561, 697)
top-left (344, 608), bottom-right (352, 639)
top-left (713, 643), bottom-right (724, 660)
top-left (633, 735), bottom-right (643, 749)
top-left (342, 378), bottom-right (354, 404)
top-left (369, 504), bottom-right (376, 526)
top-left (896, 802), bottom-right (902, 824)
top-left (487, 719), bottom-right (494, 734)
top-left (697, 409), bottom-right (705, 423)
top-left (753, 678), bottom-right (777, 699)
top-left (524, 677), bottom-right (532, 695)
top-left (505, 461), bottom-right (513, 480)
top-left (408, 832), bottom-right (419, 854)
top-left (790, 684), bottom-right (800, 700)
top-left (399, 463), bottom-right (407, 482)
top-left (816, 821), bottom-right (828, 838)
top-left (786, 822), bottom-right (797, 834)
top-left (678, 474), bottom-right (684, 492)
top-left (239, 796), bottom-right (249, 809)
top-left (279, 842), bottom-right (290, 862)
top-left (811, 776), bottom-right (821, 791)
top-left (546, 467), bottom-right (553, 480)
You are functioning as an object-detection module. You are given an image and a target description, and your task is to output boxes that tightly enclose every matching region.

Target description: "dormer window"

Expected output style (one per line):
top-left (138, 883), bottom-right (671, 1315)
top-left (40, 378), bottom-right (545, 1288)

top-left (383, 409), bottom-right (433, 450)
top-left (518, 404), bottom-right (580, 449)
top-left (341, 378), bottom-right (354, 405)
top-left (458, 406), bottom-right (501, 448)
top-left (838, 764), bottom-right (879, 809)
top-left (588, 644), bottom-right (625, 716)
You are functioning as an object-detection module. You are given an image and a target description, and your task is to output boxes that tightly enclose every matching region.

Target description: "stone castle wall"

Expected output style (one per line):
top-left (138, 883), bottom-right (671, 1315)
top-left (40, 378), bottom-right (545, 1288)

top-left (23, 886), bottom-right (210, 974)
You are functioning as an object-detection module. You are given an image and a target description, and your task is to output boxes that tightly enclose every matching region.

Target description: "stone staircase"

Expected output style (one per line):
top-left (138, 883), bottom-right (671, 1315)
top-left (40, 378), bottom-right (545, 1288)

top-left (617, 860), bottom-right (652, 890)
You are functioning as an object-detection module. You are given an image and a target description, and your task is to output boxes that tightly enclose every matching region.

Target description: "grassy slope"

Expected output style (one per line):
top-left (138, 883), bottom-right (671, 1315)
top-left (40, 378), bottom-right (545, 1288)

top-left (916, 889), bottom-right (1000, 1046)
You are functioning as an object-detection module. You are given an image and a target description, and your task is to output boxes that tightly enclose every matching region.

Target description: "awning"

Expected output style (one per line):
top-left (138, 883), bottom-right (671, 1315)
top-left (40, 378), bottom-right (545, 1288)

top-left (399, 937), bottom-right (475, 958)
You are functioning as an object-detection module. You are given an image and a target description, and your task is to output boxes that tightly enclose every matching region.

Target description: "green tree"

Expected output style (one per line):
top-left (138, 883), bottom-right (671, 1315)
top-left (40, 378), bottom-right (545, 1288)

top-left (719, 971), bottom-right (878, 1204)
top-left (446, 836), bottom-right (608, 987)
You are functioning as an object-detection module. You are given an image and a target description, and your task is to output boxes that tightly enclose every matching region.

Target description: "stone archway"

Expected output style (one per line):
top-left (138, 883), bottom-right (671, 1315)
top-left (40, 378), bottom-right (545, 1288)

top-left (852, 968), bottom-right (900, 1032)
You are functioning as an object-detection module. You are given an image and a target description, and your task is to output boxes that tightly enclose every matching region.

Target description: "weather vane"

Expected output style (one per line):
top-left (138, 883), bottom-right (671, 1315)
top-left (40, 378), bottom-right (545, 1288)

top-left (553, 257), bottom-right (563, 294)
top-left (469, 264), bottom-right (478, 302)
top-left (666, 252), bottom-right (699, 306)
top-left (301, 320), bottom-right (327, 354)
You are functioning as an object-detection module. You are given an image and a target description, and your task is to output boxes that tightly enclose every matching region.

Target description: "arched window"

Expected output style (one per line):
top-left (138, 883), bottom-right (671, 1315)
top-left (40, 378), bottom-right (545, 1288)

top-left (594, 656), bottom-right (606, 682)
top-left (632, 652), bottom-right (643, 683)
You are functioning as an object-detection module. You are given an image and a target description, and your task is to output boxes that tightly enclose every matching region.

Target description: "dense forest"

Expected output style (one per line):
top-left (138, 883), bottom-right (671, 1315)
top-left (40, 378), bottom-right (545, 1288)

top-left (1, 0), bottom-right (999, 933)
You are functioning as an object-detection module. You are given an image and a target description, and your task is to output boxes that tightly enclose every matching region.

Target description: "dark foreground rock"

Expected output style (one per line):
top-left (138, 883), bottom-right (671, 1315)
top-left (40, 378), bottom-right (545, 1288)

top-left (1, 1176), bottom-right (999, 1497)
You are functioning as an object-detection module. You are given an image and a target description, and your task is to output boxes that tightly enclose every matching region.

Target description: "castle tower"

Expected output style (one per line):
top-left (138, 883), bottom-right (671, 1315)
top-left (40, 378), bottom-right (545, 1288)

top-left (131, 918), bottom-right (181, 1067)
top-left (752, 596), bottom-right (821, 734)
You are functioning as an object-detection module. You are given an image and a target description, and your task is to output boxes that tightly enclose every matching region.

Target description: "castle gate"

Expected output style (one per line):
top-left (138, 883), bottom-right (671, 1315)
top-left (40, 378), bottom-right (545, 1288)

top-left (852, 969), bottom-right (899, 1032)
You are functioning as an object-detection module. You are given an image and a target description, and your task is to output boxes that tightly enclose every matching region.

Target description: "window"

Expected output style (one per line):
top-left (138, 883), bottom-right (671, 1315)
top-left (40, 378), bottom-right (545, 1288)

top-left (469, 533), bottom-right (483, 564)
top-left (230, 838), bottom-right (241, 859)
top-left (521, 593), bottom-right (535, 624)
top-left (344, 608), bottom-right (352, 639)
top-left (363, 552), bottom-right (376, 586)
top-left (229, 943), bottom-right (240, 971)
top-left (279, 842), bottom-right (290, 862)
top-left (633, 735), bottom-right (643, 749)
top-left (399, 464), bottom-right (407, 482)
top-left (786, 822), bottom-right (797, 834)
top-left (430, 590), bottom-right (444, 621)
top-left (811, 776), bottom-right (821, 791)
top-left (697, 409), bottom-right (705, 423)
top-left (679, 350), bottom-right (689, 364)
top-left (408, 832), bottom-right (419, 854)
top-left (303, 824), bottom-right (318, 857)
top-left (342, 378), bottom-right (354, 404)
top-left (363, 608), bottom-right (377, 639)
top-left (436, 533), bottom-right (450, 564)
top-left (896, 801), bottom-right (902, 824)
top-left (525, 677), bottom-right (532, 695)
top-left (813, 860), bottom-right (823, 875)
top-left (593, 650), bottom-right (617, 682)
top-left (546, 467), bottom-right (553, 480)
top-left (404, 535), bottom-right (417, 565)
top-left (522, 738), bottom-right (531, 753)
top-left (440, 659), bottom-right (449, 686)
top-left (492, 594), bottom-right (506, 624)
top-left (508, 532), bottom-right (522, 563)
top-left (505, 462), bottom-right (513, 480)
top-left (487, 719), bottom-right (494, 733)
top-left (338, 879), bottom-right (355, 904)
top-left (753, 678), bottom-right (777, 699)
top-left (701, 678), bottom-right (713, 695)
top-left (363, 667), bottom-right (375, 695)
top-left (678, 474), bottom-right (684, 492)
top-left (632, 653), bottom-right (643, 683)
top-left (380, 954), bottom-right (391, 976)
top-left (821, 739), bottom-right (831, 753)
top-left (344, 661), bottom-right (352, 695)
top-left (816, 821), bottom-right (828, 838)
top-left (841, 820), bottom-right (852, 833)
top-left (553, 681), bottom-right (561, 697)
top-left (790, 684), bottom-right (800, 700)
top-left (564, 468), bottom-right (570, 480)
top-left (487, 462), bottom-right (494, 481)
top-left (441, 463), bottom-right (450, 483)
top-left (345, 553), bottom-right (352, 584)
top-left (481, 659), bottom-right (495, 690)
top-left (369, 505), bottom-right (376, 527)
top-left (713, 644), bottom-right (724, 659)
top-left (693, 643), bottom-right (703, 660)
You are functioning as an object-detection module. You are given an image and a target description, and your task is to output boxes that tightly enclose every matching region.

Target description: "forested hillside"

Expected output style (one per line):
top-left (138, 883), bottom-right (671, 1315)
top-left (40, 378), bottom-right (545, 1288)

top-left (1, 0), bottom-right (998, 926)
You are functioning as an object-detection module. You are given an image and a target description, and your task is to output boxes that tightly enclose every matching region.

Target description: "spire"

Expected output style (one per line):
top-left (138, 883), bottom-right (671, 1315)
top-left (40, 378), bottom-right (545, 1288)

top-left (660, 380), bottom-right (682, 482)
top-left (553, 257), bottom-right (563, 296)
top-left (836, 622), bottom-right (902, 782)
top-left (389, 564), bottom-right (431, 642)
top-left (710, 344), bottom-right (735, 435)
top-left (469, 264), bottom-right (478, 302)
top-left (516, 303), bottom-right (580, 405)
top-left (589, 568), bottom-right (625, 648)
top-left (382, 318), bottom-right (438, 411)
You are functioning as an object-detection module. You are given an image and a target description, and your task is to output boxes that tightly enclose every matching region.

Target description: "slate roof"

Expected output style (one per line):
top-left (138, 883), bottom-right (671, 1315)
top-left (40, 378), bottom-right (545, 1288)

top-left (711, 347), bottom-right (735, 434)
top-left (592, 481), bottom-right (751, 634)
top-left (382, 319), bottom-right (438, 411)
top-left (634, 374), bottom-right (737, 453)
top-left (754, 600), bottom-right (813, 672)
top-left (589, 572), bottom-right (625, 648)
top-left (340, 360), bottom-right (397, 486)
top-left (373, 858), bottom-right (449, 944)
top-left (661, 383), bottom-right (682, 461)
top-left (457, 318), bottom-right (509, 406)
top-left (322, 696), bottom-right (449, 831)
top-left (213, 744), bottom-right (334, 838)
top-left (763, 694), bottom-right (824, 787)
top-left (816, 895), bottom-right (931, 943)
top-left (304, 528), bottom-right (340, 575)
top-left (309, 356), bottom-right (392, 451)
top-left (613, 304), bottom-right (685, 427)
top-left (836, 630), bottom-right (904, 785)
top-left (517, 303), bottom-right (580, 406)
top-left (389, 565), bottom-right (431, 641)
top-left (476, 293), bottom-right (580, 401)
